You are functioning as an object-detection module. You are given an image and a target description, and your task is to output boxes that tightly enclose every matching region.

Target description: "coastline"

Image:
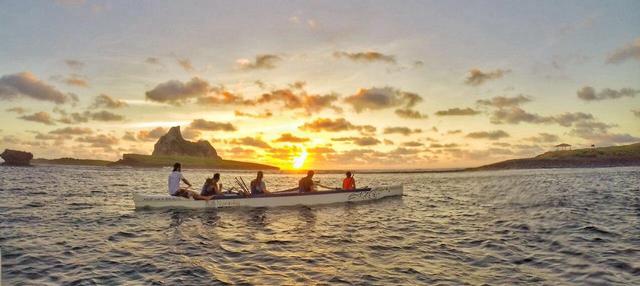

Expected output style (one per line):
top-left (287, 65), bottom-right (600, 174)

top-left (11, 142), bottom-right (640, 173)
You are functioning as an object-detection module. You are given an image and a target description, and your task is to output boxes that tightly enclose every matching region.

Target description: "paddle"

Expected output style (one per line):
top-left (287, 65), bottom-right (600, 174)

top-left (271, 186), bottom-right (299, 193)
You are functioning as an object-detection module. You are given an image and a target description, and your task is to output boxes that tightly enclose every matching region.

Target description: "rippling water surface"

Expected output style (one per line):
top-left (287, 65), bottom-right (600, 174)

top-left (1, 166), bottom-right (639, 285)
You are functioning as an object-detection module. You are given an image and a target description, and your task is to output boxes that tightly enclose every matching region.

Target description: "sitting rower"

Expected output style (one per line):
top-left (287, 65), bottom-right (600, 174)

top-left (298, 170), bottom-right (334, 192)
top-left (342, 171), bottom-right (356, 190)
top-left (168, 163), bottom-right (211, 200)
top-left (201, 173), bottom-right (223, 196)
top-left (250, 171), bottom-right (271, 195)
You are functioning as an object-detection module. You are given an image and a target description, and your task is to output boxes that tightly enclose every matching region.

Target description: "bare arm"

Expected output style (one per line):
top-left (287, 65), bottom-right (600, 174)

top-left (317, 183), bottom-right (337, 190)
top-left (181, 178), bottom-right (192, 187)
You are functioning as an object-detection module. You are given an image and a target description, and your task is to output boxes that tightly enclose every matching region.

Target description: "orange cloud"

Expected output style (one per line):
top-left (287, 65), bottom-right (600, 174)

top-left (299, 118), bottom-right (376, 134)
top-left (273, 133), bottom-right (310, 143)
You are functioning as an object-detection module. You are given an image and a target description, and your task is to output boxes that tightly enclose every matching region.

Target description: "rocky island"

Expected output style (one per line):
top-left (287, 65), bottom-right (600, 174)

top-left (0, 149), bottom-right (33, 166)
top-left (111, 126), bottom-right (278, 170)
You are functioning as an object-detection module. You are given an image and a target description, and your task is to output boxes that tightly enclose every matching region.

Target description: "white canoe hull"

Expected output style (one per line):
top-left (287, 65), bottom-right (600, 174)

top-left (133, 185), bottom-right (403, 209)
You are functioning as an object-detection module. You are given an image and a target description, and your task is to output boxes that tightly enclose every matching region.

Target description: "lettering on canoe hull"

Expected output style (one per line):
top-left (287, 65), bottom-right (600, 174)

top-left (347, 188), bottom-right (385, 202)
top-left (216, 200), bottom-right (241, 208)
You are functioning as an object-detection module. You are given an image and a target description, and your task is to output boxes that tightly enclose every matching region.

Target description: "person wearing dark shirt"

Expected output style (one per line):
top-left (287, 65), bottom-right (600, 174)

top-left (299, 170), bottom-right (334, 192)
top-left (201, 173), bottom-right (222, 196)
top-left (299, 170), bottom-right (315, 192)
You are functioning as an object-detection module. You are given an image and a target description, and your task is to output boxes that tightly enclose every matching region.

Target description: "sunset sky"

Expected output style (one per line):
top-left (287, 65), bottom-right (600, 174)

top-left (1, 0), bottom-right (639, 169)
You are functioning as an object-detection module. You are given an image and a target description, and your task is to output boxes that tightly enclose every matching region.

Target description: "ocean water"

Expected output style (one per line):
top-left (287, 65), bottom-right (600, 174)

top-left (1, 165), bottom-right (639, 285)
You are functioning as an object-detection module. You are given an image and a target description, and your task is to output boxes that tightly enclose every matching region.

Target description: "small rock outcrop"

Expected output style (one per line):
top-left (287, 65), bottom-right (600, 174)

top-left (1, 149), bottom-right (34, 166)
top-left (152, 126), bottom-right (221, 160)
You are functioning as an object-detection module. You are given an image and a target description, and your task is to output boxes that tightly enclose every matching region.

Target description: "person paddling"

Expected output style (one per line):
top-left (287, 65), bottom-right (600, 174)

top-left (250, 171), bottom-right (270, 195)
top-left (169, 163), bottom-right (212, 200)
top-left (201, 173), bottom-right (223, 196)
top-left (342, 171), bottom-right (356, 190)
top-left (298, 170), bottom-right (334, 192)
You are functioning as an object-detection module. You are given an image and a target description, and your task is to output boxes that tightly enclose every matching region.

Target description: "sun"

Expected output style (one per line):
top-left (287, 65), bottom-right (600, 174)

top-left (292, 149), bottom-right (308, 169)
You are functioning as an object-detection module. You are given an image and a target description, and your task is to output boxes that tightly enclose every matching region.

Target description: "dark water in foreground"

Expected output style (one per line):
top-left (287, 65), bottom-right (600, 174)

top-left (1, 166), bottom-right (639, 285)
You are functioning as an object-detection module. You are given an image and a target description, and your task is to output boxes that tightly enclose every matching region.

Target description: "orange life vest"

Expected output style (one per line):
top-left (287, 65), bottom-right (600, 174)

top-left (342, 177), bottom-right (355, 190)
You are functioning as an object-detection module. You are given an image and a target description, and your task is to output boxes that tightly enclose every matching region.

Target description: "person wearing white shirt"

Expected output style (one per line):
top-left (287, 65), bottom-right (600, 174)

top-left (168, 163), bottom-right (212, 201)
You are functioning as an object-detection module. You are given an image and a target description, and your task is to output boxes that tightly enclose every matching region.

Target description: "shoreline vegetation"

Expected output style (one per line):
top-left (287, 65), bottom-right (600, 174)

top-left (14, 142), bottom-right (640, 173)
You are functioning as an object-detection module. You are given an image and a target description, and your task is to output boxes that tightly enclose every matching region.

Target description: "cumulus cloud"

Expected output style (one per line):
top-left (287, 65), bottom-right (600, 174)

top-left (576, 86), bottom-right (639, 101)
top-left (273, 133), bottom-right (309, 143)
top-left (6, 107), bottom-right (27, 114)
top-left (466, 130), bottom-right (510, 140)
top-left (145, 57), bottom-right (162, 65)
top-left (429, 143), bottom-right (459, 148)
top-left (395, 108), bottom-right (428, 119)
top-left (488, 105), bottom-right (595, 127)
top-left (256, 88), bottom-right (342, 114)
top-left (1, 135), bottom-right (20, 144)
top-left (177, 58), bottom-right (195, 72)
top-left (435, 107), bottom-right (481, 116)
top-left (465, 68), bottom-right (511, 86)
top-left (49, 127), bottom-right (93, 135)
top-left (228, 137), bottom-right (271, 149)
top-left (56, 111), bottom-right (87, 124)
top-left (65, 59), bottom-right (84, 70)
top-left (62, 73), bottom-right (88, 87)
top-left (333, 51), bottom-right (396, 64)
top-left (225, 146), bottom-right (257, 157)
top-left (237, 54), bottom-right (281, 70)
top-left (383, 127), bottom-right (422, 136)
top-left (76, 134), bottom-right (119, 150)
top-left (145, 77), bottom-right (210, 105)
top-left (552, 112), bottom-right (595, 127)
top-left (197, 89), bottom-right (254, 106)
top-left (332, 136), bottom-right (381, 146)
top-left (402, 141), bottom-right (424, 147)
top-left (299, 118), bottom-right (376, 133)
top-left (288, 81), bottom-right (306, 90)
top-left (122, 131), bottom-right (137, 141)
top-left (189, 119), bottom-right (237, 132)
top-left (56, 110), bottom-right (125, 124)
top-left (181, 127), bottom-right (201, 140)
top-left (606, 38), bottom-right (640, 64)
top-left (490, 107), bottom-right (550, 125)
top-left (476, 95), bottom-right (531, 108)
top-left (34, 132), bottom-right (71, 141)
top-left (526, 133), bottom-right (559, 143)
top-left (136, 127), bottom-right (167, 142)
top-left (19, 111), bottom-right (56, 125)
top-left (234, 110), bottom-right (273, 118)
top-left (91, 94), bottom-right (128, 109)
top-left (89, 110), bottom-right (125, 121)
top-left (344, 87), bottom-right (422, 113)
top-left (569, 121), bottom-right (640, 144)
top-left (477, 95), bottom-right (594, 127)
top-left (0, 72), bottom-right (74, 104)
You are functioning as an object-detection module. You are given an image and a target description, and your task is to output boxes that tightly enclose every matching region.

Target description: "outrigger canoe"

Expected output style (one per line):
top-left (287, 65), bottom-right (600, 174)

top-left (133, 185), bottom-right (403, 209)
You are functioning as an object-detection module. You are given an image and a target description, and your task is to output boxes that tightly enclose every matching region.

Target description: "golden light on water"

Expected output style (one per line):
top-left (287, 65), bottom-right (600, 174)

top-left (292, 149), bottom-right (308, 169)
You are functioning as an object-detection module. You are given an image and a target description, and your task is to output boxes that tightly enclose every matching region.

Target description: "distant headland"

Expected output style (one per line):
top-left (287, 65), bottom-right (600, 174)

top-left (468, 142), bottom-right (640, 171)
top-left (26, 126), bottom-right (278, 170)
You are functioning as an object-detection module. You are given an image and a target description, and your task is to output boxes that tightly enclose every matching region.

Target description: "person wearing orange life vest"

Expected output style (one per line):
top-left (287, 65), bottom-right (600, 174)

top-left (342, 171), bottom-right (356, 190)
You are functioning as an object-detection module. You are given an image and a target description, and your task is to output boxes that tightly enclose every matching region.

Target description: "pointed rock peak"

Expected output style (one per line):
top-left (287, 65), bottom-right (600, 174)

top-left (152, 125), bottom-right (221, 160)
top-left (166, 126), bottom-right (183, 139)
